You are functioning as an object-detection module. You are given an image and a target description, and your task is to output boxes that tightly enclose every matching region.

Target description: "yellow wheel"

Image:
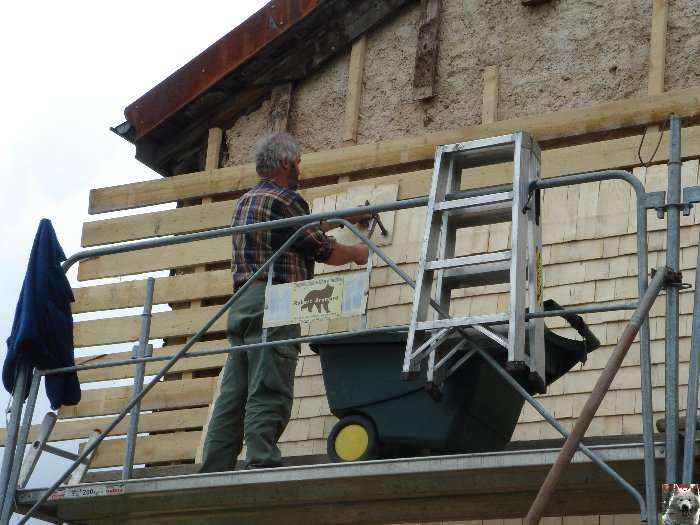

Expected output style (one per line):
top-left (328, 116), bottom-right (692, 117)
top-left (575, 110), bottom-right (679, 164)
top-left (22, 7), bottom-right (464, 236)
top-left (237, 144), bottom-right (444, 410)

top-left (327, 415), bottom-right (379, 462)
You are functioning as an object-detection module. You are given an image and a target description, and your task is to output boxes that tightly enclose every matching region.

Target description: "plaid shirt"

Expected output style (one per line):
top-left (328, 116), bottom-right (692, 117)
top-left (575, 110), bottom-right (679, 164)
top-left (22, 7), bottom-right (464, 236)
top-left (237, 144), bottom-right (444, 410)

top-left (231, 179), bottom-right (336, 291)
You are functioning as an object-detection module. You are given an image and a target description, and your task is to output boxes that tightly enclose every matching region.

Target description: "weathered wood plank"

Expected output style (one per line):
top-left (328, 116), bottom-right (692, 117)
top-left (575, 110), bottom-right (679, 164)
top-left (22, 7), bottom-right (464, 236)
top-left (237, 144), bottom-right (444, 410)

top-left (58, 377), bottom-right (217, 418)
top-left (343, 34), bottom-right (368, 146)
top-left (413, 0), bottom-right (440, 100)
top-left (76, 237), bottom-right (230, 281)
top-left (0, 408), bottom-right (208, 446)
top-left (75, 339), bottom-right (228, 384)
top-left (647, 0), bottom-right (668, 95)
top-left (87, 431), bottom-right (201, 468)
top-left (88, 87), bottom-right (700, 214)
top-left (482, 65), bottom-right (499, 124)
top-left (74, 304), bottom-right (227, 348)
top-left (269, 82), bottom-right (293, 133)
top-left (72, 269), bottom-right (231, 314)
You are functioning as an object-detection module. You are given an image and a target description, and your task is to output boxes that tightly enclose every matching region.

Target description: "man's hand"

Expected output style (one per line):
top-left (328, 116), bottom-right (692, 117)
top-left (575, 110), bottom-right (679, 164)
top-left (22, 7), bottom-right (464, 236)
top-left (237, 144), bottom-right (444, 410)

top-left (347, 213), bottom-right (373, 229)
top-left (353, 243), bottom-right (369, 265)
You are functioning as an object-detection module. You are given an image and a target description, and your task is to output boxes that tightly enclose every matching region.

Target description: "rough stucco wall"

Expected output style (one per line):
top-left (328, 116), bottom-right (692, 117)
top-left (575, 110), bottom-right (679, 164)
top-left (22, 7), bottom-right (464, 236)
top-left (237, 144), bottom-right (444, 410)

top-left (224, 0), bottom-right (700, 161)
top-left (665, 0), bottom-right (700, 91)
top-left (224, 99), bottom-right (270, 167)
top-left (290, 53), bottom-right (349, 153)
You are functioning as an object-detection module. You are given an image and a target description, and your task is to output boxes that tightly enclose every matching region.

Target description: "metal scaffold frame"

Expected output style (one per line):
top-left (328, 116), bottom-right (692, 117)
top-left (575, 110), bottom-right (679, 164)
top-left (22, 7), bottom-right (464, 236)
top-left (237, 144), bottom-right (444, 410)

top-left (1, 114), bottom-right (699, 525)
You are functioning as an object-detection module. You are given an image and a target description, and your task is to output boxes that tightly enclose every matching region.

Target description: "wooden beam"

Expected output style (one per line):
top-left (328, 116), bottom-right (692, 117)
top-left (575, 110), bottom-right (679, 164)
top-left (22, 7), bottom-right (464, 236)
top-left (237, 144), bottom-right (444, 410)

top-left (269, 82), bottom-right (293, 133)
top-left (204, 128), bottom-right (224, 172)
top-left (413, 0), bottom-right (440, 100)
top-left (58, 377), bottom-right (217, 419)
top-left (343, 34), bottom-right (368, 146)
top-left (74, 304), bottom-right (227, 347)
top-left (75, 340), bottom-right (228, 384)
top-left (76, 237), bottom-right (230, 281)
top-left (648, 0), bottom-right (668, 95)
top-left (72, 270), bottom-right (231, 313)
top-left (88, 86), bottom-right (700, 214)
top-left (482, 65), bottom-right (499, 124)
top-left (0, 408), bottom-right (208, 446)
top-left (88, 431), bottom-right (201, 469)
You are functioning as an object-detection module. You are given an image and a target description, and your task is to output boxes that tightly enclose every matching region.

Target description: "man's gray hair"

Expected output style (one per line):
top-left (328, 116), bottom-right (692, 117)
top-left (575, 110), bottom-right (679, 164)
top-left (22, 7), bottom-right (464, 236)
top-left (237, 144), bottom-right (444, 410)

top-left (255, 131), bottom-right (301, 176)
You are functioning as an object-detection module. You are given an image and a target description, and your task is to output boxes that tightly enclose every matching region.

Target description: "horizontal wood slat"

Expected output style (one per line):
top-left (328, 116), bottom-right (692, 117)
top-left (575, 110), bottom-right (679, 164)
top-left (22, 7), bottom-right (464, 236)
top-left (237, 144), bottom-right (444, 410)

top-left (80, 125), bottom-right (700, 251)
top-left (88, 87), bottom-right (700, 214)
top-left (76, 238), bottom-right (230, 281)
top-left (72, 270), bottom-right (232, 314)
top-left (87, 431), bottom-right (201, 468)
top-left (57, 377), bottom-right (217, 418)
top-left (0, 408), bottom-right (208, 446)
top-left (74, 305), bottom-right (227, 347)
top-left (76, 339), bottom-right (228, 384)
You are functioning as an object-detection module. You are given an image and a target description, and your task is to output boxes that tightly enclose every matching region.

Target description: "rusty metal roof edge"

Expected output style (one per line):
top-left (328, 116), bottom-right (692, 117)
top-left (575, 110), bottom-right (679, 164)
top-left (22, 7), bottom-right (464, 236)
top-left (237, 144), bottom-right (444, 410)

top-left (124, 0), bottom-right (330, 140)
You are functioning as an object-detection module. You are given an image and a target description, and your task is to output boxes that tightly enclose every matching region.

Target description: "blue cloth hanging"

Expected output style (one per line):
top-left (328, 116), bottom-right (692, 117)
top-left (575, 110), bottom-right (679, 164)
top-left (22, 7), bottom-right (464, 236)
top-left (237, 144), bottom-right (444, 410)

top-left (3, 219), bottom-right (81, 409)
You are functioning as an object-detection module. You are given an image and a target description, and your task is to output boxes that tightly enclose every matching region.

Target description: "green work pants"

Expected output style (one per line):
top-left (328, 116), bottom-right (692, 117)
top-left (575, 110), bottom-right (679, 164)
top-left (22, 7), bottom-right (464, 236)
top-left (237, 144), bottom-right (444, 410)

top-left (199, 285), bottom-right (300, 471)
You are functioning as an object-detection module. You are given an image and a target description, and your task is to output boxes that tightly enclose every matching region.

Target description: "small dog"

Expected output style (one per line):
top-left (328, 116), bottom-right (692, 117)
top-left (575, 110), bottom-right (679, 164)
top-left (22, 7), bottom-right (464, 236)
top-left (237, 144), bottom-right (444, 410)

top-left (663, 485), bottom-right (700, 525)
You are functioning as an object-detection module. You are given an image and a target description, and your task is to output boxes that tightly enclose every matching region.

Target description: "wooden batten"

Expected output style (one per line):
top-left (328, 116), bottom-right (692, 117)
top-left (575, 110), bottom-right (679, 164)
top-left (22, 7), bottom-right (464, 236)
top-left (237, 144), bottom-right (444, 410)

top-left (72, 269), bottom-right (232, 314)
top-left (87, 432), bottom-right (202, 469)
top-left (58, 377), bottom-right (218, 419)
top-left (412, 0), bottom-right (440, 100)
top-left (343, 34), bottom-right (368, 146)
top-left (76, 237), bottom-right (230, 281)
top-left (88, 87), bottom-right (700, 214)
top-left (74, 304), bottom-right (227, 347)
top-left (647, 0), bottom-right (668, 95)
top-left (0, 408), bottom-right (208, 446)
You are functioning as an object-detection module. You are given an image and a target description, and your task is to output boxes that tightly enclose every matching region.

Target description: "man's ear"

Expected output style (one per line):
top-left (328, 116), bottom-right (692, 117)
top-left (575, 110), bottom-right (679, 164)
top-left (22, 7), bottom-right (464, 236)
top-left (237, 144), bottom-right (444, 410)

top-left (280, 158), bottom-right (291, 170)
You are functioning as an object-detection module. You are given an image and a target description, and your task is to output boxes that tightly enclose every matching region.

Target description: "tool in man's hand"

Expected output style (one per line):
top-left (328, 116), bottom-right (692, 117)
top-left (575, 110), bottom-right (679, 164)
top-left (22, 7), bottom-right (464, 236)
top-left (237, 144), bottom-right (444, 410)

top-left (364, 200), bottom-right (389, 238)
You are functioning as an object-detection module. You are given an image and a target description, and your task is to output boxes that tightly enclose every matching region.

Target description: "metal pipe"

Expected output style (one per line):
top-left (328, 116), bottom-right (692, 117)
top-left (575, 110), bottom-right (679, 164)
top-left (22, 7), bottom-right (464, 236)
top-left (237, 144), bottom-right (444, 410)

top-left (0, 359), bottom-right (31, 523)
top-left (682, 231), bottom-right (700, 483)
top-left (122, 277), bottom-right (155, 480)
top-left (18, 219), bottom-right (371, 524)
top-left (665, 113), bottom-right (683, 483)
top-left (475, 346), bottom-right (647, 517)
top-left (524, 266), bottom-right (671, 525)
top-left (534, 167), bottom-right (657, 522)
top-left (525, 303), bottom-right (637, 319)
top-left (61, 198), bottom-right (428, 272)
top-left (0, 367), bottom-right (40, 525)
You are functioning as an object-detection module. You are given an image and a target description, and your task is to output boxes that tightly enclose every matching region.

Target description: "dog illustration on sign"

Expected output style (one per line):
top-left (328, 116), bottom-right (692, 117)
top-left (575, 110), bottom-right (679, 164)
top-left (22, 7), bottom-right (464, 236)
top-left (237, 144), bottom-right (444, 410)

top-left (300, 284), bottom-right (335, 313)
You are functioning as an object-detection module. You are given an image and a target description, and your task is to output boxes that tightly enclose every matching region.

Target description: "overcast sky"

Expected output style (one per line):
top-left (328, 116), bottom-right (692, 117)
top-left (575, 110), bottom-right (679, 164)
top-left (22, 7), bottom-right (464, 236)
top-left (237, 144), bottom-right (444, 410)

top-left (0, 1), bottom-right (267, 521)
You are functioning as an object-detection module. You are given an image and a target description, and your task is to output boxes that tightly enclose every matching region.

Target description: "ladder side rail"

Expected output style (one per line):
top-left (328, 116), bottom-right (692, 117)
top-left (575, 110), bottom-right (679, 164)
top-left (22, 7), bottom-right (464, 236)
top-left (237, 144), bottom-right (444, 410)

top-left (526, 143), bottom-right (545, 391)
top-left (428, 162), bottom-right (461, 390)
top-left (507, 133), bottom-right (529, 368)
top-left (405, 149), bottom-right (454, 377)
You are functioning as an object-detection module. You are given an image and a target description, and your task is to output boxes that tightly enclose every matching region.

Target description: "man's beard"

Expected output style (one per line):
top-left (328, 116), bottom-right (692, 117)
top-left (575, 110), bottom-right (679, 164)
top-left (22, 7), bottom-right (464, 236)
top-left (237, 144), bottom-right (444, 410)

top-left (289, 162), bottom-right (299, 191)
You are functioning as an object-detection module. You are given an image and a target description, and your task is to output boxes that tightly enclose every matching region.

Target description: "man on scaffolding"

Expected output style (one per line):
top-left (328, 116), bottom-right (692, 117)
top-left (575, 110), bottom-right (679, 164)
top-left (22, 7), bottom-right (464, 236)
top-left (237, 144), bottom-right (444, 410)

top-left (200, 131), bottom-right (371, 472)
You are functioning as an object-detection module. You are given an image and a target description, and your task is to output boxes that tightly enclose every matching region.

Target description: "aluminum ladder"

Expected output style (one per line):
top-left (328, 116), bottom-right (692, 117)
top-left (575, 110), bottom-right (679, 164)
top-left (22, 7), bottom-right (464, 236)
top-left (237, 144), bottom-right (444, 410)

top-left (403, 132), bottom-right (545, 397)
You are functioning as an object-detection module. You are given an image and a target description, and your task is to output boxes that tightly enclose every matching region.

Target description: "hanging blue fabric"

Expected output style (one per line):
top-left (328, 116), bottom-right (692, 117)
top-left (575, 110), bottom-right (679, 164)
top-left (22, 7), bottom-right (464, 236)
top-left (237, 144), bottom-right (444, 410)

top-left (3, 219), bottom-right (81, 409)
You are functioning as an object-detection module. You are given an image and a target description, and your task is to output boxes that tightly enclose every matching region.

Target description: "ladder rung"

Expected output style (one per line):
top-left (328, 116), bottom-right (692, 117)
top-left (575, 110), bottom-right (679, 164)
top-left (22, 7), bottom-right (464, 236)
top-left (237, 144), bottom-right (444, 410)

top-left (442, 261), bottom-right (510, 288)
top-left (434, 191), bottom-right (513, 212)
top-left (416, 313), bottom-right (509, 331)
top-left (425, 251), bottom-right (511, 271)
